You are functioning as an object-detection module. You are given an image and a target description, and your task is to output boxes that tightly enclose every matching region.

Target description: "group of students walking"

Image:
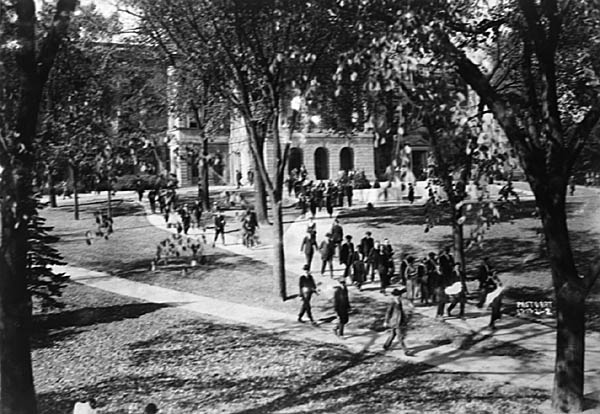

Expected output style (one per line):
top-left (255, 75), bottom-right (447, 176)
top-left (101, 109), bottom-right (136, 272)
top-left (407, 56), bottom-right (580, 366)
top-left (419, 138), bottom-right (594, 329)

top-left (297, 218), bottom-right (505, 353)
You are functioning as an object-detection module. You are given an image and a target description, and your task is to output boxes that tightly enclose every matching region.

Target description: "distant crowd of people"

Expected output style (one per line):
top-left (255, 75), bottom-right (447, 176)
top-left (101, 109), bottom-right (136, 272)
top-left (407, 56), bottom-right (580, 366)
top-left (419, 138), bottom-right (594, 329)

top-left (287, 166), bottom-right (373, 218)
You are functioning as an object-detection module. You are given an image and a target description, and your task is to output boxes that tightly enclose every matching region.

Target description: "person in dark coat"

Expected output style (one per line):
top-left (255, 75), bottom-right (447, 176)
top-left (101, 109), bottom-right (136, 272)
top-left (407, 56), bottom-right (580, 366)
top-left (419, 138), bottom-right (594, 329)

top-left (148, 189), bottom-right (157, 213)
top-left (134, 176), bottom-right (145, 202)
top-left (212, 210), bottom-right (226, 247)
top-left (399, 254), bottom-right (409, 286)
top-left (192, 200), bottom-right (203, 228)
top-left (382, 238), bottom-right (395, 278)
top-left (367, 241), bottom-right (381, 282)
top-left (346, 183), bottom-right (353, 207)
top-left (351, 251), bottom-right (365, 290)
top-left (179, 205), bottom-right (191, 235)
top-left (330, 219), bottom-right (344, 255)
top-left (426, 252), bottom-right (440, 303)
top-left (476, 257), bottom-right (493, 307)
top-left (417, 258), bottom-right (429, 304)
top-left (359, 231), bottom-right (374, 262)
top-left (309, 194), bottom-right (318, 219)
top-left (438, 247), bottom-right (455, 285)
top-left (325, 191), bottom-right (334, 217)
top-left (319, 233), bottom-right (336, 278)
top-left (306, 217), bottom-right (317, 242)
top-left (407, 183), bottom-right (415, 204)
top-left (339, 235), bottom-right (355, 279)
top-left (300, 230), bottom-right (319, 270)
top-left (383, 287), bottom-right (411, 354)
top-left (298, 265), bottom-right (318, 325)
top-left (377, 244), bottom-right (390, 294)
top-left (337, 184), bottom-right (345, 207)
top-left (333, 279), bottom-right (351, 337)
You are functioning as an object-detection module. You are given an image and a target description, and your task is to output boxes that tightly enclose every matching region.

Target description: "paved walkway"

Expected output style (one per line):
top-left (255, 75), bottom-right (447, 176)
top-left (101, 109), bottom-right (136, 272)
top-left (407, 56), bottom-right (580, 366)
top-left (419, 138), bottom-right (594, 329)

top-left (56, 183), bottom-right (600, 412)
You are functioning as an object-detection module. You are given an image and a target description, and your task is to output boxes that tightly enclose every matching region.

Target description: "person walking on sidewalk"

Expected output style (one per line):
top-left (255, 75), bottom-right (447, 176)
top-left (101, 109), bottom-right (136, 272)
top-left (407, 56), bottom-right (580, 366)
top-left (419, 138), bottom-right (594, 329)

top-left (378, 244), bottom-right (391, 294)
top-left (351, 250), bottom-right (366, 290)
top-left (319, 233), bottom-right (336, 278)
top-left (212, 210), bottom-right (226, 247)
top-left (300, 230), bottom-right (319, 270)
top-left (383, 287), bottom-right (412, 355)
top-left (339, 235), bottom-right (355, 280)
top-left (447, 263), bottom-right (466, 318)
top-left (306, 217), bottom-right (317, 241)
top-left (330, 219), bottom-right (344, 256)
top-left (367, 240), bottom-right (381, 282)
top-left (346, 182), bottom-right (354, 207)
top-left (359, 231), bottom-right (374, 264)
top-left (382, 238), bottom-right (395, 278)
top-left (404, 256), bottom-right (418, 302)
top-left (407, 183), bottom-right (415, 204)
top-left (333, 278), bottom-right (351, 337)
top-left (476, 257), bottom-right (493, 307)
top-left (325, 190), bottom-right (334, 217)
top-left (484, 272), bottom-right (504, 329)
top-left (298, 265), bottom-right (319, 325)
top-left (148, 189), bottom-right (157, 213)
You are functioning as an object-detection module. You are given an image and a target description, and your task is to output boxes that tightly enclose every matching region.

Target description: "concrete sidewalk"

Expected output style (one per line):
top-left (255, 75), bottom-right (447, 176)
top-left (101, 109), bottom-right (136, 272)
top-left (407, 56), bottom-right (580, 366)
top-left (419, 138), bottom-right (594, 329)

top-left (59, 184), bottom-right (600, 411)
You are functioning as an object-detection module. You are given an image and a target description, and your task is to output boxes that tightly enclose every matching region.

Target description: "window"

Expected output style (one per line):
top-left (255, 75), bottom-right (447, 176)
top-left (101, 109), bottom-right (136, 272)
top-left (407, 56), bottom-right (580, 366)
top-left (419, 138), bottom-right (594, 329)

top-left (314, 147), bottom-right (329, 180)
top-left (340, 147), bottom-right (354, 171)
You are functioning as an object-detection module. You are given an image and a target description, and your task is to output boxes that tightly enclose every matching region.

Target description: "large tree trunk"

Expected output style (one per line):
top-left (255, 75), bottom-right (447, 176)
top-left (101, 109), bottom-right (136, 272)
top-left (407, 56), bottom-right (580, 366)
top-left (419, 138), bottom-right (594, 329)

top-left (69, 163), bottom-right (79, 220)
top-left (0, 225), bottom-right (37, 413)
top-left (107, 187), bottom-right (113, 219)
top-left (553, 287), bottom-right (585, 413)
top-left (200, 137), bottom-right (210, 211)
top-left (271, 195), bottom-right (286, 300)
top-left (3, 2), bottom-right (77, 412)
top-left (534, 180), bottom-right (586, 412)
top-left (253, 136), bottom-right (269, 223)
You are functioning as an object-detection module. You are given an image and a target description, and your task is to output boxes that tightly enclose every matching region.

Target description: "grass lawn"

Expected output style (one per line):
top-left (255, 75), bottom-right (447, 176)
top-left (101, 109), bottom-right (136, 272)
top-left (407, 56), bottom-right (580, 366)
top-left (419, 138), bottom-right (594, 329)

top-left (33, 282), bottom-right (548, 413)
top-left (42, 196), bottom-right (303, 315)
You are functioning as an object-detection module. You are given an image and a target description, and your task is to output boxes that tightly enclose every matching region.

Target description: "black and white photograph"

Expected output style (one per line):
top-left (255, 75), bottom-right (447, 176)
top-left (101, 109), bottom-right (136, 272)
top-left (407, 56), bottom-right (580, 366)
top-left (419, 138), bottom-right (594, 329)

top-left (1, 0), bottom-right (600, 412)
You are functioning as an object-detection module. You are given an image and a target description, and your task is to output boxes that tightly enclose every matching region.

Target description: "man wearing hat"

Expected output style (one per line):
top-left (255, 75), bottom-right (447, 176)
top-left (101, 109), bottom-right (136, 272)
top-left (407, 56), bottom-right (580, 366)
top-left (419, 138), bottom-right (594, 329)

top-left (300, 230), bottom-right (319, 271)
top-left (298, 265), bottom-right (318, 325)
top-left (339, 235), bottom-right (355, 279)
top-left (383, 287), bottom-right (411, 355)
top-left (333, 278), bottom-right (351, 337)
top-left (359, 231), bottom-right (375, 275)
top-left (319, 233), bottom-right (336, 277)
top-left (330, 219), bottom-right (344, 256)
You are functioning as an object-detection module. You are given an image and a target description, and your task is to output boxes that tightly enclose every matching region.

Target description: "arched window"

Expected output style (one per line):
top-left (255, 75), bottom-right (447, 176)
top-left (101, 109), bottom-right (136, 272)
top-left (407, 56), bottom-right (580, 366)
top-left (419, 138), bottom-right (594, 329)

top-left (340, 147), bottom-right (354, 171)
top-left (288, 147), bottom-right (304, 174)
top-left (314, 147), bottom-right (329, 180)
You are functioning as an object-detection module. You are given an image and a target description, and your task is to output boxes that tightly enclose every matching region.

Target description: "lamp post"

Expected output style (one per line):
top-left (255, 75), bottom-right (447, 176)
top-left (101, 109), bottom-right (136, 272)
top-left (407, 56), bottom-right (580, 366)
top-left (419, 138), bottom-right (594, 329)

top-left (289, 95), bottom-right (302, 141)
top-left (405, 143), bottom-right (413, 174)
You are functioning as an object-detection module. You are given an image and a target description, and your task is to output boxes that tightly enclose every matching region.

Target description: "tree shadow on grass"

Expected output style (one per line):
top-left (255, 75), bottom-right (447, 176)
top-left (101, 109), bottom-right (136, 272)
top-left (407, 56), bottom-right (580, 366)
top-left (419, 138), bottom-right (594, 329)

top-left (32, 303), bottom-right (167, 349)
top-left (57, 200), bottom-right (145, 218)
top-left (37, 317), bottom-right (549, 414)
top-left (339, 205), bottom-right (429, 227)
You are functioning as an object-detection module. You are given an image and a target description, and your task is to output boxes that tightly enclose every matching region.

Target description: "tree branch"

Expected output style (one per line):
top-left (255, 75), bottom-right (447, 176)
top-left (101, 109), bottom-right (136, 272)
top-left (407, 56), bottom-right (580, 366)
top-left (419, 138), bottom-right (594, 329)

top-left (37, 0), bottom-right (78, 84)
top-left (567, 101), bottom-right (600, 169)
